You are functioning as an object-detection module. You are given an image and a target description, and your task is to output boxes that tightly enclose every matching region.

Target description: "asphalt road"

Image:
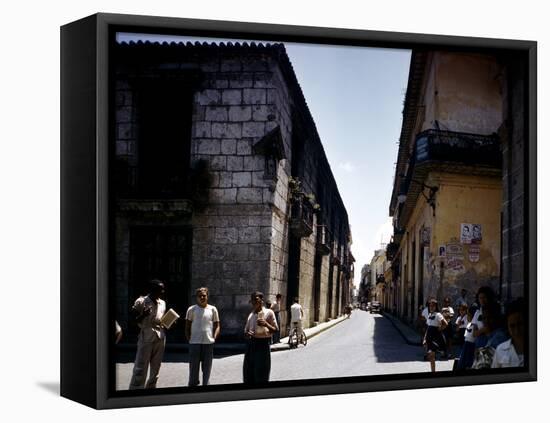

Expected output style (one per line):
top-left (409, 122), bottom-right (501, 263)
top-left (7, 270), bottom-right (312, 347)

top-left (115, 310), bottom-right (453, 390)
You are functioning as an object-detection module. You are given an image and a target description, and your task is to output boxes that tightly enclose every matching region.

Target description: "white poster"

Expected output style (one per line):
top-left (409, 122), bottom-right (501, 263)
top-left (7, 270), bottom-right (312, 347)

top-left (461, 223), bottom-right (473, 244)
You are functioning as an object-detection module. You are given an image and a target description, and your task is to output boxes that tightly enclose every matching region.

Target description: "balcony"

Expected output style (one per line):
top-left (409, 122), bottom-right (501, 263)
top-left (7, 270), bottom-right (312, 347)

top-left (290, 193), bottom-right (314, 238)
top-left (376, 273), bottom-right (385, 284)
top-left (397, 129), bottom-right (501, 228)
top-left (415, 129), bottom-right (501, 169)
top-left (386, 241), bottom-right (398, 261)
top-left (316, 225), bottom-right (332, 255)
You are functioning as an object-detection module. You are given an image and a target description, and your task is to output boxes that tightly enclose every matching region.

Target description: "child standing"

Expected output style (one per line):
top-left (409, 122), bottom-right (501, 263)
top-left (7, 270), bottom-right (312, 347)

top-left (423, 299), bottom-right (448, 373)
top-left (456, 305), bottom-right (477, 370)
top-left (455, 303), bottom-right (469, 344)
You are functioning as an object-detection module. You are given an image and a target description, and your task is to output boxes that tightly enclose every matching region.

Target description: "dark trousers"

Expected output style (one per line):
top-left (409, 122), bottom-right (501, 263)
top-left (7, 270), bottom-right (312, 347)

top-left (272, 312), bottom-right (281, 343)
top-left (457, 341), bottom-right (476, 369)
top-left (188, 344), bottom-right (214, 386)
top-left (243, 338), bottom-right (271, 384)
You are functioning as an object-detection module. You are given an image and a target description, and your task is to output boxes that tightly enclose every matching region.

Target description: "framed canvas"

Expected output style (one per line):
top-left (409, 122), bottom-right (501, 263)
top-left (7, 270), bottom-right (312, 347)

top-left (60, 12), bottom-right (537, 409)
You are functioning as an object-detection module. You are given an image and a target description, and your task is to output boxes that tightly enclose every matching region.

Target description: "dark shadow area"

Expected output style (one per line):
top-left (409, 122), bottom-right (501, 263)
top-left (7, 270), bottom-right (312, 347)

top-left (36, 381), bottom-right (60, 396)
top-left (372, 313), bottom-right (426, 363)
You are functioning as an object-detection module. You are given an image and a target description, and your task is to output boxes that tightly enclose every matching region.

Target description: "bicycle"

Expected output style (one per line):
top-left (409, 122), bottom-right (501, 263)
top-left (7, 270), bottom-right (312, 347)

top-left (288, 322), bottom-right (307, 348)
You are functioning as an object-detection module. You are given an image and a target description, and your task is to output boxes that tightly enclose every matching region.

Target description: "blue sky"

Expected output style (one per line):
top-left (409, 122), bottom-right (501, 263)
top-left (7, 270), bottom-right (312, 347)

top-left (118, 33), bottom-right (411, 286)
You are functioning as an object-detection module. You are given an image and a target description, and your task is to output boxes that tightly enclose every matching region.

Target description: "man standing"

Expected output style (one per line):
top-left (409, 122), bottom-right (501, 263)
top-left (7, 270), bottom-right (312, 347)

top-left (243, 291), bottom-right (278, 384)
top-left (129, 280), bottom-right (167, 390)
top-left (270, 293), bottom-right (282, 344)
top-left (290, 297), bottom-right (304, 337)
top-left (185, 287), bottom-right (220, 387)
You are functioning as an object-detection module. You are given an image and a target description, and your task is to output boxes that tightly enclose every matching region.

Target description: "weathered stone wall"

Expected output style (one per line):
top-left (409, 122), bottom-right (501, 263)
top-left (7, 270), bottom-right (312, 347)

top-left (501, 58), bottom-right (526, 303)
top-left (189, 52), bottom-right (293, 336)
top-left (318, 255), bottom-right (331, 322)
top-left (298, 217), bottom-right (318, 327)
top-left (113, 43), bottom-right (353, 339)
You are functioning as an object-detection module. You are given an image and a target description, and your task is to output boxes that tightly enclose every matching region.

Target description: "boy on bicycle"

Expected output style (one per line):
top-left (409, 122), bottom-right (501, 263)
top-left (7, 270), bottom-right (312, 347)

top-left (290, 297), bottom-right (304, 337)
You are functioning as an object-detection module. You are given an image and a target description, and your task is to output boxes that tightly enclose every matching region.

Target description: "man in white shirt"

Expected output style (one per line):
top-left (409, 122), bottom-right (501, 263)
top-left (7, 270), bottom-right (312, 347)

top-left (129, 280), bottom-right (167, 389)
top-left (290, 297), bottom-right (305, 337)
top-left (185, 287), bottom-right (220, 386)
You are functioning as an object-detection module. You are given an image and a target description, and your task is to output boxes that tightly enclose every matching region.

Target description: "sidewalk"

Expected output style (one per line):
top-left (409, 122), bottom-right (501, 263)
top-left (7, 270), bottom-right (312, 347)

top-left (117, 315), bottom-right (348, 357)
top-left (383, 312), bottom-right (423, 346)
top-left (271, 315), bottom-right (348, 351)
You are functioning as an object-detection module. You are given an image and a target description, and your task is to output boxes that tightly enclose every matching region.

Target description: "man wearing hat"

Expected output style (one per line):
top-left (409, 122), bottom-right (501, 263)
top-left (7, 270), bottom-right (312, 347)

top-left (129, 279), bottom-right (167, 389)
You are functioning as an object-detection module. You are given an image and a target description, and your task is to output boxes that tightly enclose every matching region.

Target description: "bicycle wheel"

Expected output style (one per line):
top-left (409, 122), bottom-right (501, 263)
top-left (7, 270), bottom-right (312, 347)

top-left (288, 329), bottom-right (298, 348)
top-left (300, 331), bottom-right (307, 346)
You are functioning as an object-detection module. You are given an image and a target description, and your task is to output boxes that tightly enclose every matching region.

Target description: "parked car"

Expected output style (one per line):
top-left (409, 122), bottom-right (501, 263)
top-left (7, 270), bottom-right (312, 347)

top-left (370, 301), bottom-right (381, 314)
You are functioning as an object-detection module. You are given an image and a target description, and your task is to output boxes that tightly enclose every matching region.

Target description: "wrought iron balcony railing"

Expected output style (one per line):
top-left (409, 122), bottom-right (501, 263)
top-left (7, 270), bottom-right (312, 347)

top-left (316, 225), bottom-right (332, 255)
top-left (415, 129), bottom-right (501, 168)
top-left (386, 241), bottom-right (398, 261)
top-left (290, 193), bottom-right (314, 238)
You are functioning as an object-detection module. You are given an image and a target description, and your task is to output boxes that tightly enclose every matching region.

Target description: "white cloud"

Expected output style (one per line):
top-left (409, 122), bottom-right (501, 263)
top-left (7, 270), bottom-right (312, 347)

top-left (372, 217), bottom-right (393, 250)
top-left (338, 161), bottom-right (356, 173)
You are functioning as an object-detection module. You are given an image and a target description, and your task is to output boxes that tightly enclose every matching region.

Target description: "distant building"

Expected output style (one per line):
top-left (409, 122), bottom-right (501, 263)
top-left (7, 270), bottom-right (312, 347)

top-left (113, 41), bottom-right (353, 340)
top-left (358, 264), bottom-right (371, 305)
top-left (369, 249), bottom-right (387, 304)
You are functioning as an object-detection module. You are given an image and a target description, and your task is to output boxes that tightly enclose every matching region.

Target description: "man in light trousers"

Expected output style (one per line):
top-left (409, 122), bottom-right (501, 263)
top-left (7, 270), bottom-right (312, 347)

top-left (129, 280), bottom-right (167, 389)
top-left (185, 287), bottom-right (221, 386)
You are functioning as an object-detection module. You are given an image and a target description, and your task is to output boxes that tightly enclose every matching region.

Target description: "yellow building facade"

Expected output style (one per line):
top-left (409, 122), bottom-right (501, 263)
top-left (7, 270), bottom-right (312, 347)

top-left (389, 51), bottom-right (504, 321)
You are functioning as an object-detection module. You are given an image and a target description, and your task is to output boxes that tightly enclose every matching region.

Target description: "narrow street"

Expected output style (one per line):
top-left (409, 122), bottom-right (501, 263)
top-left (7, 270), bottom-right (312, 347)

top-left (116, 310), bottom-right (453, 390)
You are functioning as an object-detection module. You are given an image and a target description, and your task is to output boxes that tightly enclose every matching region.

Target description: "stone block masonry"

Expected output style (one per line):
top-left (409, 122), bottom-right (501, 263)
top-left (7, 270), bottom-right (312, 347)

top-left (113, 43), bottom-right (353, 339)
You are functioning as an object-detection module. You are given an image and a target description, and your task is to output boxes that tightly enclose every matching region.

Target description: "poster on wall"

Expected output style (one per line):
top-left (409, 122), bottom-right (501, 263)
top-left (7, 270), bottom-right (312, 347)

top-left (469, 245), bottom-right (480, 262)
top-left (461, 223), bottom-right (473, 244)
top-left (472, 223), bottom-right (482, 244)
top-left (446, 238), bottom-right (465, 272)
top-left (461, 223), bottom-right (482, 244)
top-left (438, 244), bottom-right (446, 258)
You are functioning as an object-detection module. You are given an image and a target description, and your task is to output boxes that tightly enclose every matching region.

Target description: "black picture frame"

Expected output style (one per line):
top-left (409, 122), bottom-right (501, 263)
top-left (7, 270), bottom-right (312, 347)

top-left (61, 12), bottom-right (537, 409)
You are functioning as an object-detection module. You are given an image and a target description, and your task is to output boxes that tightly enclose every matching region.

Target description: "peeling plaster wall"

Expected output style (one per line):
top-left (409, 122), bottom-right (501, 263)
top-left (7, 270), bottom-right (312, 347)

top-left (421, 52), bottom-right (503, 134)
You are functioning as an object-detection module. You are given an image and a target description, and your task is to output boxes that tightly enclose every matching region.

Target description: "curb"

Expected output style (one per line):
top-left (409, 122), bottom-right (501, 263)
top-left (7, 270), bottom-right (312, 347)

top-left (116, 316), bottom-right (349, 355)
top-left (383, 312), bottom-right (422, 346)
top-left (271, 315), bottom-right (349, 352)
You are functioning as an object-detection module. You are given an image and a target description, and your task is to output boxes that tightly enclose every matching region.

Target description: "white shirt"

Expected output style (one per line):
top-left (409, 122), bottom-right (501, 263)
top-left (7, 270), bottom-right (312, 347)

top-left (464, 322), bottom-right (476, 343)
top-left (426, 312), bottom-right (445, 328)
top-left (455, 314), bottom-right (469, 329)
top-left (290, 303), bottom-right (303, 322)
top-left (421, 307), bottom-right (429, 321)
top-left (472, 308), bottom-right (485, 332)
top-left (492, 339), bottom-right (524, 368)
top-left (186, 304), bottom-right (220, 344)
top-left (133, 295), bottom-right (166, 342)
top-left (442, 306), bottom-right (455, 320)
top-left (244, 307), bottom-right (278, 338)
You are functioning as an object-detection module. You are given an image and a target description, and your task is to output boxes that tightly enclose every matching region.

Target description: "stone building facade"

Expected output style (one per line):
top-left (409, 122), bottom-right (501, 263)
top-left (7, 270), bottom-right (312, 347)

top-left (113, 40), bottom-right (353, 341)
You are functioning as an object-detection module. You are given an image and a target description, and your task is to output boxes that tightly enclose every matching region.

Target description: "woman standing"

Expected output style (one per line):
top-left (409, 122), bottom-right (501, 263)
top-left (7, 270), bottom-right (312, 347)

top-left (243, 291), bottom-right (278, 384)
top-left (423, 299), bottom-right (448, 373)
top-left (472, 286), bottom-right (498, 348)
